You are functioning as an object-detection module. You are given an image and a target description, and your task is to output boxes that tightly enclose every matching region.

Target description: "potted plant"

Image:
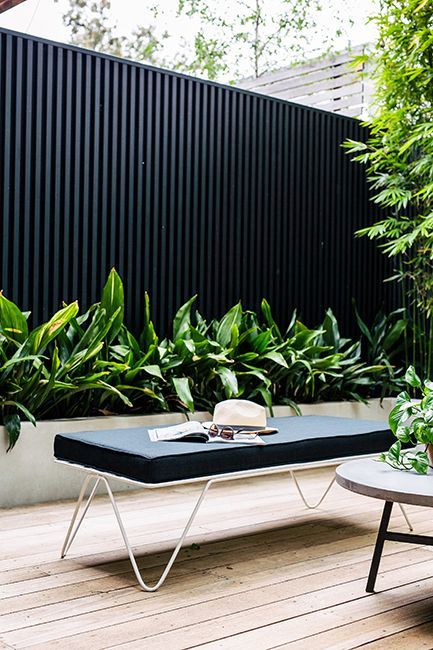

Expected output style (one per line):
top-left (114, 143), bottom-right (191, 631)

top-left (380, 366), bottom-right (433, 474)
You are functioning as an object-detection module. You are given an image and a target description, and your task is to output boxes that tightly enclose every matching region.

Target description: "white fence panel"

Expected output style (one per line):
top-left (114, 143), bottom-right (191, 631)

top-left (238, 46), bottom-right (370, 118)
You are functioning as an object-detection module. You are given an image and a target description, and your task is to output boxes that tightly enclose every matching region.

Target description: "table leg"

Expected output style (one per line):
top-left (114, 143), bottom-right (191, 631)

top-left (366, 500), bottom-right (393, 593)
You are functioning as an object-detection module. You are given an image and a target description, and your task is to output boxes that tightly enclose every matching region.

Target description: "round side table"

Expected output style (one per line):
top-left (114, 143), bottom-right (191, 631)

top-left (336, 458), bottom-right (433, 593)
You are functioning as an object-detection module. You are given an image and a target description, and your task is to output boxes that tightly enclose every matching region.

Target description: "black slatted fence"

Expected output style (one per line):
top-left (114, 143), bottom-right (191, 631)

top-left (0, 28), bottom-right (394, 336)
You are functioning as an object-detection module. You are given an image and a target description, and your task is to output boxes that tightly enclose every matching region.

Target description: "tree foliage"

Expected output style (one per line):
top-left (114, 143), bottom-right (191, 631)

top-left (56, 0), bottom-right (166, 64)
top-left (345, 0), bottom-right (433, 319)
top-left (58, 0), bottom-right (360, 81)
top-left (178, 0), bottom-right (355, 80)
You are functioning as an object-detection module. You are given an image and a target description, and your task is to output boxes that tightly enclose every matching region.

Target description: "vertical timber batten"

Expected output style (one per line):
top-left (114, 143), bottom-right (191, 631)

top-left (0, 28), bottom-right (394, 335)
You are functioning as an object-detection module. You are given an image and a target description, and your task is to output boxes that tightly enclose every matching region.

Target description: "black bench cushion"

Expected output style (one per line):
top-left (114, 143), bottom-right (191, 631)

top-left (54, 415), bottom-right (393, 485)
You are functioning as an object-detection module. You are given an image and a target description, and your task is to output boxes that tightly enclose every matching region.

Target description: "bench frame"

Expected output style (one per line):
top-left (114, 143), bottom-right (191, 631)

top-left (56, 456), bottom-right (413, 592)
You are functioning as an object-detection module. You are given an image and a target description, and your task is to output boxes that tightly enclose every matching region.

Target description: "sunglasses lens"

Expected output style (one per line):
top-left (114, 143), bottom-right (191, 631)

top-left (220, 427), bottom-right (234, 440)
top-left (209, 425), bottom-right (254, 440)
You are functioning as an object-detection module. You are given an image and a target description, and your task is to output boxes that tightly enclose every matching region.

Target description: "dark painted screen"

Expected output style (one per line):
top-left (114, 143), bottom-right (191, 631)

top-left (0, 29), bottom-right (394, 335)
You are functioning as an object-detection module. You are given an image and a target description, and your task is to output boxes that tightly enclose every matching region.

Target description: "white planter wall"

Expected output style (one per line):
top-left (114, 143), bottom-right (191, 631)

top-left (0, 413), bottom-right (186, 508)
top-left (190, 398), bottom-right (395, 422)
top-left (270, 398), bottom-right (395, 420)
top-left (0, 398), bottom-right (394, 508)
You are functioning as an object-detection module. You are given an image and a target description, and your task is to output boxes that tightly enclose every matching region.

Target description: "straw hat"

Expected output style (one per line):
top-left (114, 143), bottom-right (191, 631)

top-left (211, 399), bottom-right (277, 433)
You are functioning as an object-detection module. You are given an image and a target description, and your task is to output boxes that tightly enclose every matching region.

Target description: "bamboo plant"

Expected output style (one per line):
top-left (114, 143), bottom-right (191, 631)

top-left (344, 0), bottom-right (433, 377)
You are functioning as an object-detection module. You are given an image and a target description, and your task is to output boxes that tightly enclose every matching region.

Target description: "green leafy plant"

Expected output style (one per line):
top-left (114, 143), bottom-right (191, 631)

top-left (0, 271), bottom-right (136, 448)
top-left (256, 306), bottom-right (396, 406)
top-left (344, 0), bottom-right (433, 379)
top-left (354, 304), bottom-right (408, 396)
top-left (379, 366), bottom-right (433, 474)
top-left (0, 269), bottom-right (407, 450)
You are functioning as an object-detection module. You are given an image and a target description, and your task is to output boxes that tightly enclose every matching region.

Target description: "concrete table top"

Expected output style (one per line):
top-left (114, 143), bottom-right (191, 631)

top-left (336, 458), bottom-right (433, 508)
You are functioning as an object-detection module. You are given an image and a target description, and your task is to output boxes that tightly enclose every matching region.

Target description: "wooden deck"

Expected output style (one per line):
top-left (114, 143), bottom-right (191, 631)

top-left (1, 467), bottom-right (433, 649)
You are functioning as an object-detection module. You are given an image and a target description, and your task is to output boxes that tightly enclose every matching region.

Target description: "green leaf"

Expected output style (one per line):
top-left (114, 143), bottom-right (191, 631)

top-left (57, 342), bottom-right (105, 377)
top-left (261, 299), bottom-right (282, 341)
top-left (387, 440), bottom-right (402, 463)
top-left (216, 366), bottom-right (239, 398)
top-left (110, 344), bottom-right (131, 360)
top-left (93, 360), bottom-right (128, 372)
top-left (98, 381), bottom-right (132, 407)
top-left (407, 451), bottom-right (429, 475)
top-left (262, 350), bottom-right (288, 368)
top-left (140, 292), bottom-right (158, 350)
top-left (173, 296), bottom-right (196, 340)
top-left (388, 391), bottom-right (412, 434)
top-left (382, 319), bottom-right (407, 350)
top-left (29, 302), bottom-right (79, 354)
top-left (4, 414), bottom-right (21, 451)
top-left (234, 352), bottom-right (259, 362)
top-left (142, 364), bottom-right (164, 380)
top-left (182, 339), bottom-right (196, 354)
top-left (65, 306), bottom-right (108, 358)
top-left (395, 425), bottom-right (411, 442)
top-left (405, 365), bottom-right (421, 389)
top-left (101, 268), bottom-right (124, 342)
top-left (0, 355), bottom-right (41, 371)
top-left (172, 377), bottom-right (194, 411)
top-left (238, 366), bottom-right (269, 384)
top-left (0, 292), bottom-right (28, 344)
top-left (11, 401), bottom-right (36, 426)
top-left (256, 386), bottom-right (273, 410)
top-left (216, 303), bottom-right (242, 348)
top-left (413, 423), bottom-right (433, 445)
top-left (229, 324), bottom-right (239, 350)
top-left (252, 330), bottom-right (272, 354)
top-left (116, 384), bottom-right (165, 404)
top-left (321, 309), bottom-right (340, 349)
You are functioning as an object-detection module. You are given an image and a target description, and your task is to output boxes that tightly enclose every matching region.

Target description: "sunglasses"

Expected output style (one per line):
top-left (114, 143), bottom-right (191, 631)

top-left (208, 423), bottom-right (260, 440)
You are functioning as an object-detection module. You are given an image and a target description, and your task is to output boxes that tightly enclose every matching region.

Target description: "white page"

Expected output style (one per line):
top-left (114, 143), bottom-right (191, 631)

top-left (148, 421), bottom-right (206, 442)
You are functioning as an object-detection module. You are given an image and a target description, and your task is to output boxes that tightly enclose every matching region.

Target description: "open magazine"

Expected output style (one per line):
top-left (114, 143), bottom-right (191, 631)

top-left (148, 421), bottom-right (268, 445)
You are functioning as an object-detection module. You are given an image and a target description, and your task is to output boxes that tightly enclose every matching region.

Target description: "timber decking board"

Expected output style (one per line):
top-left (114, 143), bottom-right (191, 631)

top-left (0, 467), bottom-right (432, 649)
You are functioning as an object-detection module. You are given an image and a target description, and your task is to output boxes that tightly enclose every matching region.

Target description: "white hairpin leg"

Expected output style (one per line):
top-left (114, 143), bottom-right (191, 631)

top-left (100, 476), bottom-right (213, 592)
top-left (290, 470), bottom-right (336, 509)
top-left (61, 473), bottom-right (213, 592)
top-left (289, 470), bottom-right (413, 530)
top-left (61, 474), bottom-right (101, 558)
top-left (61, 466), bottom-right (413, 593)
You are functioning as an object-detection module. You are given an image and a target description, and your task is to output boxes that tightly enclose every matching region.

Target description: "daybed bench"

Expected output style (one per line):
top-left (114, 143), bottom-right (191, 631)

top-left (54, 414), bottom-right (410, 592)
